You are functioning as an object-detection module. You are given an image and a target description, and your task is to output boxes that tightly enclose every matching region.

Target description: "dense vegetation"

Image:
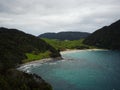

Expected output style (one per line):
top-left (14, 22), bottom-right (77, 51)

top-left (84, 19), bottom-right (120, 50)
top-left (39, 31), bottom-right (90, 40)
top-left (0, 27), bottom-right (61, 90)
top-left (42, 38), bottom-right (96, 51)
top-left (0, 69), bottom-right (52, 90)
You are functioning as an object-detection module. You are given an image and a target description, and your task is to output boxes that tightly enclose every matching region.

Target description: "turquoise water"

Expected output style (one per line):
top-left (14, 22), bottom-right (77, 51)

top-left (19, 50), bottom-right (120, 90)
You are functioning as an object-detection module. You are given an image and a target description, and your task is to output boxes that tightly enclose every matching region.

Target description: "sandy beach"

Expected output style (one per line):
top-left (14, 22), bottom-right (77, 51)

top-left (60, 49), bottom-right (107, 54)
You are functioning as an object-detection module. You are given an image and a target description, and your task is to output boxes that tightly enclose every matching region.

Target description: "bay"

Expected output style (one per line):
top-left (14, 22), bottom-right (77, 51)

top-left (19, 50), bottom-right (120, 90)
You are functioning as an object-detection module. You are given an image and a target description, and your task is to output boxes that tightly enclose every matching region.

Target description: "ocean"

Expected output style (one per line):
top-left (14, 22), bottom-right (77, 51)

top-left (19, 50), bottom-right (120, 90)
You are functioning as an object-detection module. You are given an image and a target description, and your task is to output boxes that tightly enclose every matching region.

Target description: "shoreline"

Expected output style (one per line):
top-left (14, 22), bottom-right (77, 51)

top-left (18, 57), bottom-right (62, 68)
top-left (18, 49), bottom-right (107, 68)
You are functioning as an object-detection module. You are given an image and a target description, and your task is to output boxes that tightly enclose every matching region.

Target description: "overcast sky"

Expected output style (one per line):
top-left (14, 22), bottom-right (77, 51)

top-left (0, 0), bottom-right (120, 36)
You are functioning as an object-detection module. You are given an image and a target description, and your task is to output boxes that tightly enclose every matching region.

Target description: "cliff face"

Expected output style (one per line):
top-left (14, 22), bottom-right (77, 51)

top-left (84, 20), bottom-right (120, 50)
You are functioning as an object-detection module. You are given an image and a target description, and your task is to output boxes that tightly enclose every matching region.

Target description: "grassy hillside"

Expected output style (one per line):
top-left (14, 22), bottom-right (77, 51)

top-left (42, 38), bottom-right (96, 51)
top-left (0, 27), bottom-right (61, 90)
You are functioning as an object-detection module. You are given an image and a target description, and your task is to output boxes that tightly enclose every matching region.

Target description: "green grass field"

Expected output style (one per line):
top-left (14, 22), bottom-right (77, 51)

top-left (23, 51), bottom-right (52, 63)
top-left (42, 38), bottom-right (96, 51)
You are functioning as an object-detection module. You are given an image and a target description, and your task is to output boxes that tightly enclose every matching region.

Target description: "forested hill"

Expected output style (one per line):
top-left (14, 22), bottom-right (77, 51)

top-left (84, 19), bottom-right (120, 50)
top-left (0, 27), bottom-right (61, 69)
top-left (39, 31), bottom-right (90, 40)
top-left (0, 27), bottom-right (61, 90)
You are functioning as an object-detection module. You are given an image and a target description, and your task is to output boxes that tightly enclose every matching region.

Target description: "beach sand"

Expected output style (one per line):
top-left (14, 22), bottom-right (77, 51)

top-left (60, 49), bottom-right (107, 54)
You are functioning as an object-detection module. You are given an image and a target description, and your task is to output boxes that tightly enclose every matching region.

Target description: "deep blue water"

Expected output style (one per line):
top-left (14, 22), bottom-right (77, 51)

top-left (19, 50), bottom-right (120, 90)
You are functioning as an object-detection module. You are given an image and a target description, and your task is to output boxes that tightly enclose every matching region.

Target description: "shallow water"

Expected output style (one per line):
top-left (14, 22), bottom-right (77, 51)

top-left (19, 50), bottom-right (120, 90)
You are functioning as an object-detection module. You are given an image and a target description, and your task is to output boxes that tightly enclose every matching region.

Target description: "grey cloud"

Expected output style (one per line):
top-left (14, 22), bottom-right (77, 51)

top-left (0, 0), bottom-right (120, 35)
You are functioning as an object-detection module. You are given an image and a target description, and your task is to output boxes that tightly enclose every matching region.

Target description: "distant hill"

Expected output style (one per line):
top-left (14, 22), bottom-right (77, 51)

top-left (39, 31), bottom-right (90, 40)
top-left (84, 20), bottom-right (120, 50)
